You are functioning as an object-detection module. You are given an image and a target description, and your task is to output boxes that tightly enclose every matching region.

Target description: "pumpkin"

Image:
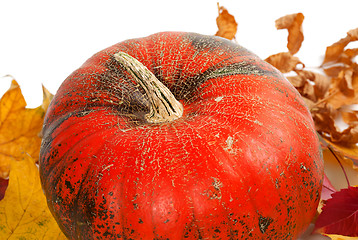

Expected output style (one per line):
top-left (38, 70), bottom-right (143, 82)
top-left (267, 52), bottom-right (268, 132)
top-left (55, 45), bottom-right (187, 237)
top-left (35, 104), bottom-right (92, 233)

top-left (40, 32), bottom-right (323, 239)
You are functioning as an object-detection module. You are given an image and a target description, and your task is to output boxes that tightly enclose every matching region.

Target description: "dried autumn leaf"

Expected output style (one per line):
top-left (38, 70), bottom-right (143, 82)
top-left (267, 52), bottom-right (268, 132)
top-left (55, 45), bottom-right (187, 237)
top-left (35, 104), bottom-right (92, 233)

top-left (322, 28), bottom-right (358, 65)
top-left (315, 186), bottom-right (358, 237)
top-left (323, 65), bottom-right (347, 78)
top-left (341, 111), bottom-right (358, 125)
top-left (286, 71), bottom-right (327, 103)
top-left (347, 28), bottom-right (358, 41)
top-left (326, 111), bottom-right (358, 146)
top-left (302, 81), bottom-right (317, 102)
top-left (322, 36), bottom-right (351, 65)
top-left (329, 116), bottom-right (358, 147)
top-left (286, 76), bottom-right (318, 103)
top-left (316, 28), bottom-right (358, 148)
top-left (265, 52), bottom-right (303, 73)
top-left (302, 97), bottom-right (316, 111)
top-left (313, 110), bottom-right (339, 139)
top-left (323, 135), bottom-right (358, 168)
top-left (330, 125), bottom-right (358, 145)
top-left (322, 91), bottom-right (351, 111)
top-left (296, 70), bottom-right (331, 100)
top-left (344, 48), bottom-right (358, 60)
top-left (317, 67), bottom-right (358, 111)
top-left (331, 69), bottom-right (355, 98)
top-left (286, 74), bottom-right (306, 88)
top-left (215, 3), bottom-right (238, 40)
top-left (0, 80), bottom-right (47, 179)
top-left (0, 155), bottom-right (67, 239)
top-left (275, 13), bottom-right (304, 55)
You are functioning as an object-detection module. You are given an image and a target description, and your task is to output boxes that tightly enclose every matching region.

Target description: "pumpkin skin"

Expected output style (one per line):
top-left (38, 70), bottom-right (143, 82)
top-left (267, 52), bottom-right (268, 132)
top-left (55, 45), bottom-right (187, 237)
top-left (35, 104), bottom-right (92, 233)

top-left (40, 32), bottom-right (323, 239)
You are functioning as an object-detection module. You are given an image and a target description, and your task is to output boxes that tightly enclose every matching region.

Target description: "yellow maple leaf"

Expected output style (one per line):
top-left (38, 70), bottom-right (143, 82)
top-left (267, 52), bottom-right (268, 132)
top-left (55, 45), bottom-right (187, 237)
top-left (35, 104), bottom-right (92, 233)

top-left (326, 234), bottom-right (358, 240)
top-left (41, 84), bottom-right (54, 113)
top-left (0, 154), bottom-right (67, 239)
top-left (0, 80), bottom-right (51, 179)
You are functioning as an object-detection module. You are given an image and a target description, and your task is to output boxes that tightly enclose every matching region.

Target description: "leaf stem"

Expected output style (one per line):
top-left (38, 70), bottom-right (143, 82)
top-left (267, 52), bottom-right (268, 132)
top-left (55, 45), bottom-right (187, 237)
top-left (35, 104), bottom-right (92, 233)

top-left (323, 184), bottom-right (336, 193)
top-left (327, 146), bottom-right (351, 187)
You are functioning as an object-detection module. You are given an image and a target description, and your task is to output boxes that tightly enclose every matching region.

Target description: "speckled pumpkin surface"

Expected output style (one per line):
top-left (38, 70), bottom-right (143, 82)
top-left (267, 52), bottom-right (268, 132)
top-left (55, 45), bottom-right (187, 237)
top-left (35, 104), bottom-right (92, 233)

top-left (39, 32), bottom-right (323, 239)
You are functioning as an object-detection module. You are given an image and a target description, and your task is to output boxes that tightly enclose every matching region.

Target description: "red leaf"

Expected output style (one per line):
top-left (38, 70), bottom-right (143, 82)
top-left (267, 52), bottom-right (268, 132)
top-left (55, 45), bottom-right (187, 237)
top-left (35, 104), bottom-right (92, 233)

top-left (315, 186), bottom-right (358, 236)
top-left (0, 178), bottom-right (9, 201)
top-left (321, 174), bottom-right (337, 201)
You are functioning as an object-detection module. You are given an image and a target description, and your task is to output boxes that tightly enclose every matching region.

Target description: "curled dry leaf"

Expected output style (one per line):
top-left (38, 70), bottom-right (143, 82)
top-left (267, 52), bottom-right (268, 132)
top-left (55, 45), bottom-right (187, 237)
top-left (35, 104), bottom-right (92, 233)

top-left (267, 26), bottom-right (358, 149)
top-left (331, 125), bottom-right (358, 145)
top-left (347, 28), bottom-right (358, 40)
top-left (286, 70), bottom-right (330, 104)
top-left (275, 13), bottom-right (304, 55)
top-left (316, 112), bottom-right (358, 147)
top-left (344, 48), bottom-right (358, 60)
top-left (341, 111), bottom-right (358, 124)
top-left (333, 69), bottom-right (355, 97)
top-left (319, 110), bottom-right (358, 146)
top-left (314, 112), bottom-right (342, 145)
top-left (323, 69), bottom-right (358, 110)
top-left (299, 71), bottom-right (331, 100)
top-left (322, 36), bottom-right (352, 66)
top-left (265, 52), bottom-right (303, 73)
top-left (317, 29), bottom-right (358, 147)
top-left (322, 28), bottom-right (358, 68)
top-left (215, 3), bottom-right (238, 40)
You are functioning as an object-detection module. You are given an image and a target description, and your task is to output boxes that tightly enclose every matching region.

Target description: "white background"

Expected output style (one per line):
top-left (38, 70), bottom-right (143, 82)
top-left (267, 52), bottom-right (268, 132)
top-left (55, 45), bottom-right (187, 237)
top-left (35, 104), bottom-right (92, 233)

top-left (0, 0), bottom-right (357, 107)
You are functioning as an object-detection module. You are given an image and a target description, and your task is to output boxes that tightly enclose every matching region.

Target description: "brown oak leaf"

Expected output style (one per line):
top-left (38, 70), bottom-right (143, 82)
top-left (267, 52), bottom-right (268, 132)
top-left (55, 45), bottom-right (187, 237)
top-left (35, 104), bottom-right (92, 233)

top-left (215, 3), bottom-right (238, 40)
top-left (322, 28), bottom-right (358, 66)
top-left (275, 13), bottom-right (304, 55)
top-left (265, 52), bottom-right (303, 73)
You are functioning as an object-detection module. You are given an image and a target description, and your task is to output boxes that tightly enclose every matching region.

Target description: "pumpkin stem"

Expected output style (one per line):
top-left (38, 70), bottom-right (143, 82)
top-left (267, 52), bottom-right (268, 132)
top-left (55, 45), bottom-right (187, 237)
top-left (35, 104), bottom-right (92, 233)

top-left (114, 52), bottom-right (183, 124)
